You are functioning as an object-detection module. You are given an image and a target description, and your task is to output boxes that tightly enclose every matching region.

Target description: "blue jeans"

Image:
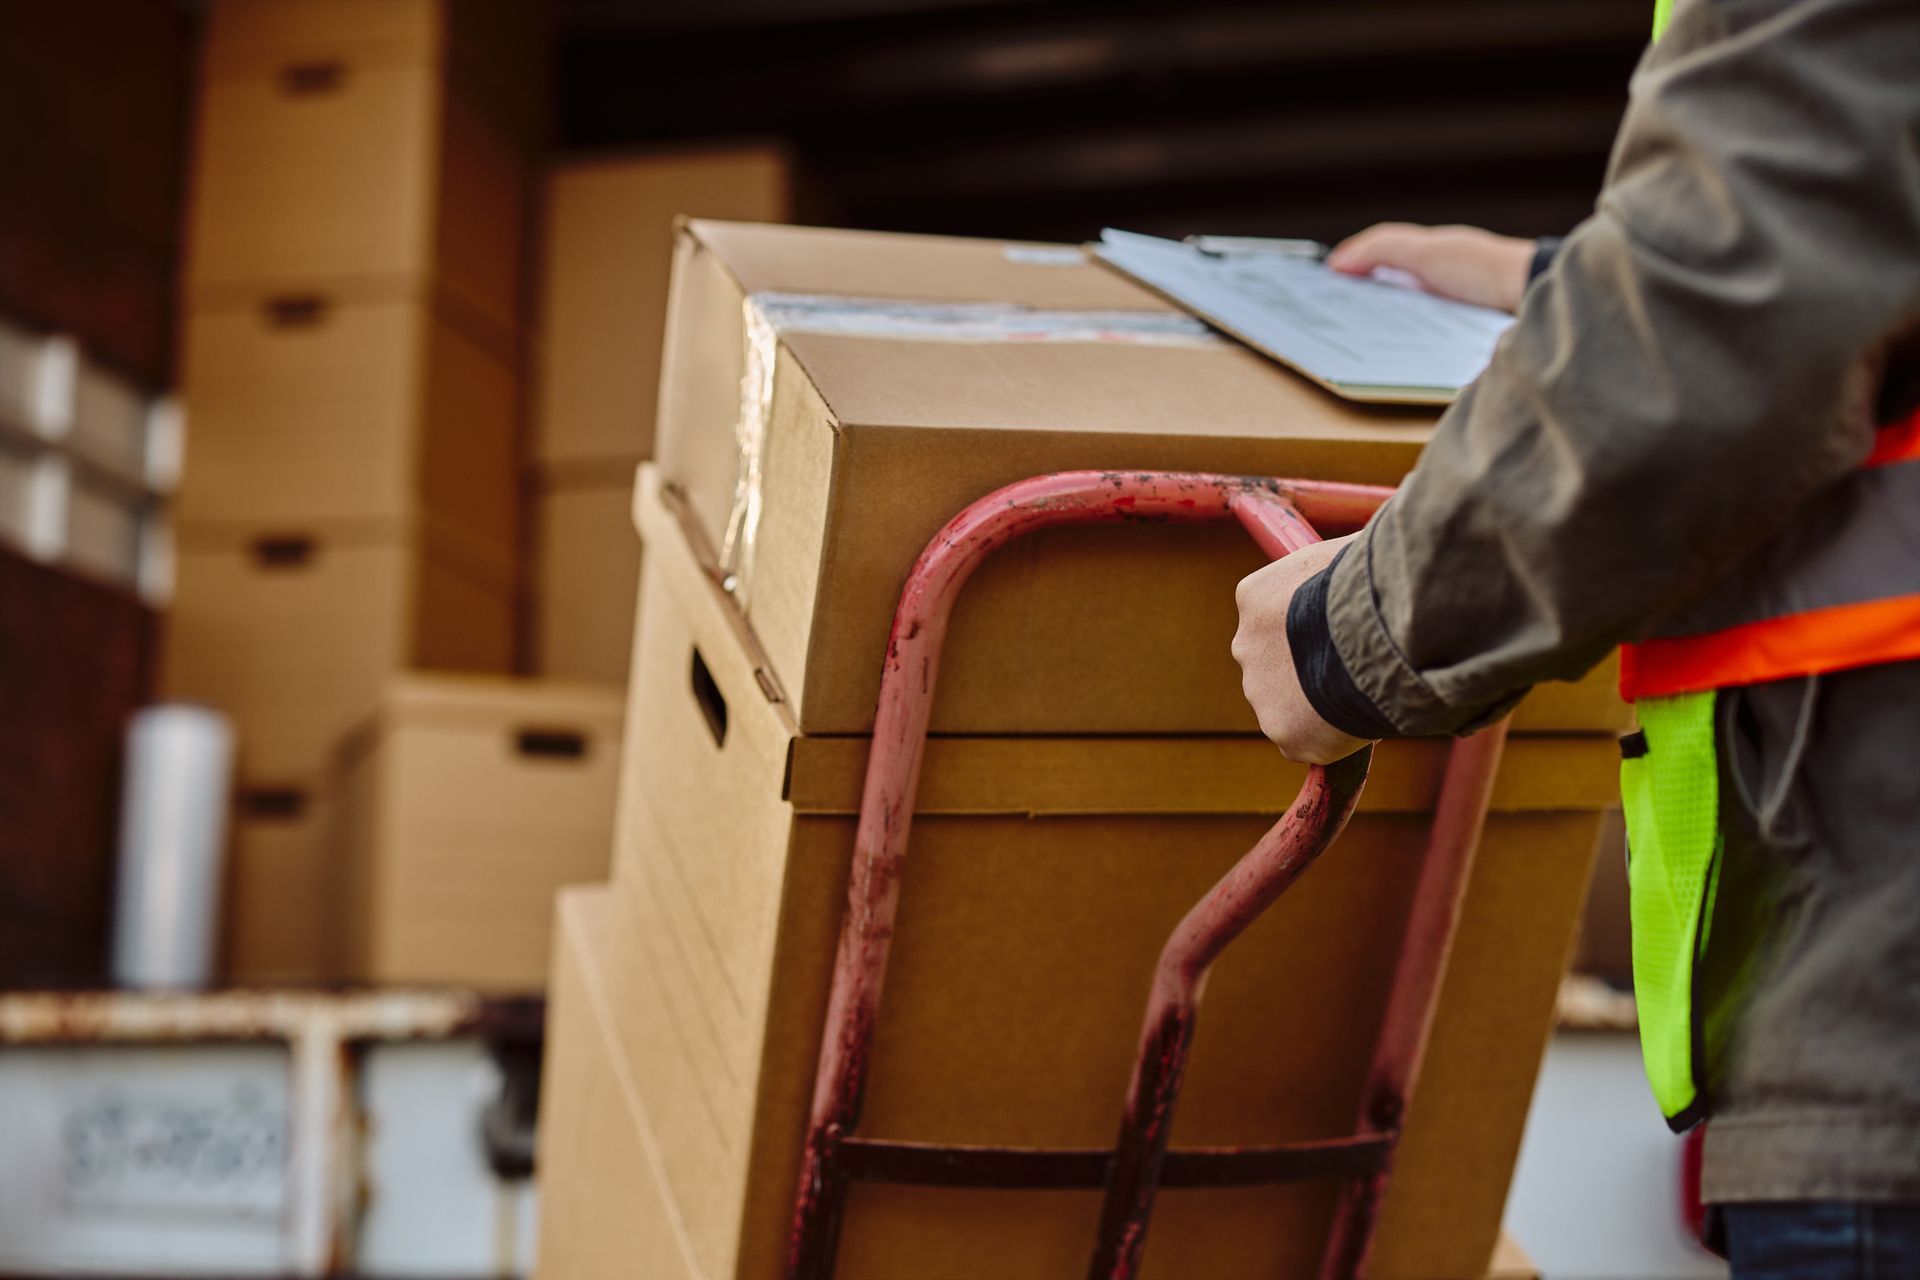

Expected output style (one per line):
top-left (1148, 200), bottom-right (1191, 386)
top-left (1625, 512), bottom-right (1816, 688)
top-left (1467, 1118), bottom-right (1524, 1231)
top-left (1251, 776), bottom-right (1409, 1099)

top-left (1721, 1202), bottom-right (1920, 1279)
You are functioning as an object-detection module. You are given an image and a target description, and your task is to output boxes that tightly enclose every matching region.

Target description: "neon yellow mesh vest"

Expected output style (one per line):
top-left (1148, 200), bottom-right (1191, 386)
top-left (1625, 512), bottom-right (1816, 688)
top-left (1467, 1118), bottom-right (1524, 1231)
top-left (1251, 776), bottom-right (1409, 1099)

top-left (1616, 0), bottom-right (1719, 1134)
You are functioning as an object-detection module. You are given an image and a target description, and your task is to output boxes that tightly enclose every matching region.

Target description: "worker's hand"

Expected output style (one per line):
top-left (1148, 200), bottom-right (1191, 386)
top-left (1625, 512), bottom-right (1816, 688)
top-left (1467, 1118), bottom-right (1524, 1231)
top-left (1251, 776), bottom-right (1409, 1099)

top-left (1327, 223), bottom-right (1534, 314)
top-left (1231, 534), bottom-right (1372, 765)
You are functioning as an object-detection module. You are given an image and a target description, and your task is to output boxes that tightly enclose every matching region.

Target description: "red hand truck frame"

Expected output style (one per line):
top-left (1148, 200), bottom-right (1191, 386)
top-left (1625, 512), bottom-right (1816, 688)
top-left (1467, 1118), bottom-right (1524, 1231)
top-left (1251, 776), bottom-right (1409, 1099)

top-left (785, 471), bottom-right (1510, 1280)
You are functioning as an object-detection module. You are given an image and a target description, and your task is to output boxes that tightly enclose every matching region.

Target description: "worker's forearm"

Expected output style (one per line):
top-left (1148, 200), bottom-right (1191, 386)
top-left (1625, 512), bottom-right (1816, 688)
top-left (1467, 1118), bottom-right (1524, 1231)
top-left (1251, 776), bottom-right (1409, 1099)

top-left (1297, 0), bottom-right (1920, 737)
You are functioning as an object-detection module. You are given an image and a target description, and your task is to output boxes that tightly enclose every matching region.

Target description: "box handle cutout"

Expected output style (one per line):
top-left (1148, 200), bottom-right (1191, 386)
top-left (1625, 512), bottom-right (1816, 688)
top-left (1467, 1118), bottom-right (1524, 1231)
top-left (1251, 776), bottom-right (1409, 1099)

top-left (691, 648), bottom-right (728, 747)
top-left (262, 294), bottom-right (331, 329)
top-left (515, 728), bottom-right (588, 760)
top-left (277, 60), bottom-right (347, 96)
top-left (237, 787), bottom-right (308, 821)
top-left (250, 535), bottom-right (316, 569)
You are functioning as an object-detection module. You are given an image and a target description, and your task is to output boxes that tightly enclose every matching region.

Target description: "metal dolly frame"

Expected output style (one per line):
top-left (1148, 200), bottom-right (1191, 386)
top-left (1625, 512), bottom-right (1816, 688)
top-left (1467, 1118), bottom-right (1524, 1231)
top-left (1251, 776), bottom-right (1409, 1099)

top-left (785, 471), bottom-right (1511, 1280)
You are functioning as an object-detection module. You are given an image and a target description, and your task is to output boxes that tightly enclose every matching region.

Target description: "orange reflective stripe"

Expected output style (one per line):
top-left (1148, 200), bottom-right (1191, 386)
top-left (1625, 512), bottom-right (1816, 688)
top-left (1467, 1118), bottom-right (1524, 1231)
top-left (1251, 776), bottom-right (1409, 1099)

top-left (1621, 592), bottom-right (1920, 699)
top-left (1865, 407), bottom-right (1920, 468)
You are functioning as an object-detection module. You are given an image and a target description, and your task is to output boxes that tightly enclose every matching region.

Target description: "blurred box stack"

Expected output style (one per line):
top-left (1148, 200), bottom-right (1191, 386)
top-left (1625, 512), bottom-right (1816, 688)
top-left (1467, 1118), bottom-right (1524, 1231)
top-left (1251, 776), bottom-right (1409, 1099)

top-left (529, 145), bottom-right (790, 685)
top-left (162, 0), bottom-right (542, 982)
top-left (536, 221), bottom-right (1625, 1278)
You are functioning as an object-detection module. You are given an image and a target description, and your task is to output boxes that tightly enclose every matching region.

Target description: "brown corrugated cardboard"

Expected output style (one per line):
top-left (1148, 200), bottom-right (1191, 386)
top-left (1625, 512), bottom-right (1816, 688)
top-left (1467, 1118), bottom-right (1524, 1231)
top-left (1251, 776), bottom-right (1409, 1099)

top-left (536, 886), bottom-right (700, 1280)
top-left (188, 3), bottom-right (529, 332)
top-left (222, 784), bottom-right (340, 984)
top-left (535, 146), bottom-right (790, 466)
top-left (652, 219), bottom-right (1631, 737)
top-left (161, 521), bottom-right (514, 781)
top-left (336, 674), bottom-right (622, 991)
top-left (1490, 1232), bottom-right (1542, 1280)
top-left (178, 288), bottom-right (519, 561)
top-left (531, 463), bottom-right (641, 685)
top-left (201, 0), bottom-right (547, 151)
top-left (1575, 809), bottom-right (1632, 984)
top-left (598, 476), bottom-right (1608, 1279)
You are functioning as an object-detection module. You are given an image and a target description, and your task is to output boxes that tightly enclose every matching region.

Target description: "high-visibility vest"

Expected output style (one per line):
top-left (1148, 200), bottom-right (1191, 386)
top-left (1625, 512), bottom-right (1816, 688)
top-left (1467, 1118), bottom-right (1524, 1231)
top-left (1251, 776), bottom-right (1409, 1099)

top-left (1618, 405), bottom-right (1920, 1127)
top-left (1615, 0), bottom-right (1920, 1130)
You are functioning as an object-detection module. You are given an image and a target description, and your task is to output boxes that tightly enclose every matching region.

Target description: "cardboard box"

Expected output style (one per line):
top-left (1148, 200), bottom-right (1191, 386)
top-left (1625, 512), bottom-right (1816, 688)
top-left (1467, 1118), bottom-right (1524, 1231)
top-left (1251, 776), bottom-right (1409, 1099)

top-left (530, 463), bottom-right (641, 685)
top-left (161, 521), bottom-right (514, 780)
top-left (653, 220), bottom-right (1630, 736)
top-left (1490, 1232), bottom-right (1541, 1280)
top-left (534, 145), bottom-right (790, 466)
top-left (336, 674), bottom-right (622, 991)
top-left (536, 886), bottom-right (701, 1280)
top-left (178, 288), bottom-right (520, 562)
top-left (201, 0), bottom-right (547, 151)
top-left (188, 2), bottom-right (529, 332)
top-left (543, 888), bottom-right (1551, 1280)
top-left (222, 784), bottom-right (340, 983)
top-left (598, 477), bottom-right (1611, 1280)
top-left (1574, 809), bottom-right (1632, 985)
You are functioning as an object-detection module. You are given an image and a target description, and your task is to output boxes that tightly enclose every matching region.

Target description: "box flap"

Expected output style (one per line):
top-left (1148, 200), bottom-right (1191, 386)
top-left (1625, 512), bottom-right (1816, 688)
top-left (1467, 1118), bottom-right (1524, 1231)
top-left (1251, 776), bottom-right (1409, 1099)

top-left (368, 671), bottom-right (624, 735)
top-left (685, 219), bottom-right (1165, 311)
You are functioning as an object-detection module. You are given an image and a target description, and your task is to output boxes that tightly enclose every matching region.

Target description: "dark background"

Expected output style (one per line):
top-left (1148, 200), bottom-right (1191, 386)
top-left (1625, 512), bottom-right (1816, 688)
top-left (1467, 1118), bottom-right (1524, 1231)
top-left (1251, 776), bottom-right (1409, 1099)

top-left (556, 0), bottom-right (1646, 245)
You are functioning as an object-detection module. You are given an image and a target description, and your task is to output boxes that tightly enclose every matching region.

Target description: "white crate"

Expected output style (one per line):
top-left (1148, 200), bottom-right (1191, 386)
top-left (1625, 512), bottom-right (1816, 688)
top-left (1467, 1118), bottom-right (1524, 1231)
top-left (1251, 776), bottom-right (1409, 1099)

top-left (71, 358), bottom-right (153, 489)
top-left (0, 319), bottom-right (74, 435)
top-left (0, 436), bottom-right (34, 550)
top-left (66, 471), bottom-right (148, 589)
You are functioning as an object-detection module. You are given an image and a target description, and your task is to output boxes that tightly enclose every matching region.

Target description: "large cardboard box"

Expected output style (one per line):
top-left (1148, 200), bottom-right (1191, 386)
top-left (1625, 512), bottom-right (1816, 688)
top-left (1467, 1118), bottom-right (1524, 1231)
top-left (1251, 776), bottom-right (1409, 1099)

top-left (530, 462), bottom-right (641, 686)
top-left (534, 145), bottom-right (790, 467)
top-left (161, 522), bottom-right (514, 780)
top-left (536, 886), bottom-right (700, 1280)
top-left (540, 887), bottom-right (1545, 1280)
top-left (601, 476), bottom-right (1613, 1280)
top-left (178, 288), bottom-right (519, 561)
top-left (222, 785), bottom-right (339, 983)
top-left (653, 220), bottom-right (1628, 737)
top-left (336, 674), bottom-right (622, 991)
top-left (188, 0), bottom-right (535, 332)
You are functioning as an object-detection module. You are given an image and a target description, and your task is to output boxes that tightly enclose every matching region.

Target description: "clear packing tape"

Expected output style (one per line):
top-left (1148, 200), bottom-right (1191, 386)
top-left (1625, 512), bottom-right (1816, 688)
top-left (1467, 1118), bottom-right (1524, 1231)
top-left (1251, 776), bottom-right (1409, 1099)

top-left (717, 291), bottom-right (1222, 602)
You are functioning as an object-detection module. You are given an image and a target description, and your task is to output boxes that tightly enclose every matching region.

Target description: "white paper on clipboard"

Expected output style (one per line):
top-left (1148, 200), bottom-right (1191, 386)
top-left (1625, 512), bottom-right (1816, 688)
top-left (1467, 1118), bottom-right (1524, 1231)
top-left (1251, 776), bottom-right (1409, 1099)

top-left (1093, 228), bottom-right (1515, 404)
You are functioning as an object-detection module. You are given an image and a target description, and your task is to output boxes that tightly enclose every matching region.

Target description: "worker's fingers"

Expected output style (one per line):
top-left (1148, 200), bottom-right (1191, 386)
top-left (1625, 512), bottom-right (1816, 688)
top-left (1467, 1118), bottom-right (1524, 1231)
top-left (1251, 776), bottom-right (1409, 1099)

top-left (1326, 223), bottom-right (1431, 277)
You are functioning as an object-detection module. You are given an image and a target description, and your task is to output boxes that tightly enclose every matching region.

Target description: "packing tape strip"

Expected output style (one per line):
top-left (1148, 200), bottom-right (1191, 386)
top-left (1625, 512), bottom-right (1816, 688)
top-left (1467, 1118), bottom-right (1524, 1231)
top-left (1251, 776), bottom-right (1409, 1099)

top-left (717, 291), bottom-right (1223, 601)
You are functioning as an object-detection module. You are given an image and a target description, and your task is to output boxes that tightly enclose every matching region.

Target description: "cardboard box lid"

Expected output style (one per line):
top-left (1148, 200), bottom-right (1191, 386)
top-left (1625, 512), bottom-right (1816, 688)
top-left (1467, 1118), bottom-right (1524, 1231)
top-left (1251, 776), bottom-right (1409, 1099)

top-left (638, 469), bottom-right (1618, 819)
top-left (352, 672), bottom-right (624, 740)
top-left (688, 218), bottom-right (1437, 448)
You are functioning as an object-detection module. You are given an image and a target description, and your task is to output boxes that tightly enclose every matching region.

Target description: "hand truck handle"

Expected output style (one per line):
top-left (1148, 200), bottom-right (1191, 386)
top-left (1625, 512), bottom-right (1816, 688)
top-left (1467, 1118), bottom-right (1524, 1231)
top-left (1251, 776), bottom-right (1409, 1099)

top-left (790, 471), bottom-right (1394, 1280)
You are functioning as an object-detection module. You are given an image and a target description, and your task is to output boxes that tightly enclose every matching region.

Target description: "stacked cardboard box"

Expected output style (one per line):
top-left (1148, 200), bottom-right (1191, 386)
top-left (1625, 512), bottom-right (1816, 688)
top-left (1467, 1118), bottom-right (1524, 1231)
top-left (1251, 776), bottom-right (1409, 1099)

top-left (163, 0), bottom-right (540, 981)
top-left (336, 675), bottom-right (622, 992)
top-left (537, 221), bottom-right (1628, 1277)
top-left (529, 146), bottom-right (790, 685)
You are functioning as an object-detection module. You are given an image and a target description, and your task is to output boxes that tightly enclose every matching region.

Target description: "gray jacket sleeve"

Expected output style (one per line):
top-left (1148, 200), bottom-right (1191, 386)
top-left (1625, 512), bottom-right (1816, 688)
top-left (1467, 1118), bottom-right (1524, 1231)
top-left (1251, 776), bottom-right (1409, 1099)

top-left (1318, 0), bottom-right (1920, 736)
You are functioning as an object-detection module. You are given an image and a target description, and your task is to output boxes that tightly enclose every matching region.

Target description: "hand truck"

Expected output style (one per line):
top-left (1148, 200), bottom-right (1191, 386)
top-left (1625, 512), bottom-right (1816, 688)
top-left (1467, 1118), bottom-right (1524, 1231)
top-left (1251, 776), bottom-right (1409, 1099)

top-left (786, 471), bottom-right (1511, 1280)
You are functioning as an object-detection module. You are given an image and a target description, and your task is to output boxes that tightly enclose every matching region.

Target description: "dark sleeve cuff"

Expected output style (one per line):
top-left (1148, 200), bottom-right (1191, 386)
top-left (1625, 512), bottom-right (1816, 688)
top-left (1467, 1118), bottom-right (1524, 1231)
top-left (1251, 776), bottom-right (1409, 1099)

top-left (1286, 545), bottom-right (1398, 740)
top-left (1528, 235), bottom-right (1565, 284)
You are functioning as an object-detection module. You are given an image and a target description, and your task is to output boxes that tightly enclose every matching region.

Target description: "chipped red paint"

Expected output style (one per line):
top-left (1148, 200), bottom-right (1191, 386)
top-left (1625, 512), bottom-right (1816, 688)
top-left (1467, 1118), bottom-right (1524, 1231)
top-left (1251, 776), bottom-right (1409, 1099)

top-left (1317, 721), bottom-right (1509, 1280)
top-left (784, 470), bottom-right (1499, 1280)
top-left (1091, 746), bottom-right (1373, 1280)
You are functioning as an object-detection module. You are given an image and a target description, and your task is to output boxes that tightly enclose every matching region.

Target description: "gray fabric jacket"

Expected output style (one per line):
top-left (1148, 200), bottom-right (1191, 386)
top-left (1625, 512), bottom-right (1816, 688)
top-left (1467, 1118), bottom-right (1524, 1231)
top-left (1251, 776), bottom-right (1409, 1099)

top-left (1292, 0), bottom-right (1920, 1202)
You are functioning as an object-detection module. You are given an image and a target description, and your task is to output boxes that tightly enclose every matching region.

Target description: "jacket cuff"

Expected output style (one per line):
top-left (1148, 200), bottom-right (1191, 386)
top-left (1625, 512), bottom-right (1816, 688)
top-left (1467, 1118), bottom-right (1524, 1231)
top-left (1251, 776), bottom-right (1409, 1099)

top-left (1323, 527), bottom-right (1461, 737)
top-left (1285, 545), bottom-right (1397, 739)
top-left (1528, 235), bottom-right (1565, 284)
